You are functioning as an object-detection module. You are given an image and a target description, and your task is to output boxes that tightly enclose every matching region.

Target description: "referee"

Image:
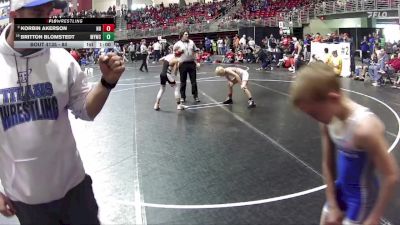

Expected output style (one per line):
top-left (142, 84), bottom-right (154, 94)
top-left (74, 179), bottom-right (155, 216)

top-left (174, 31), bottom-right (200, 103)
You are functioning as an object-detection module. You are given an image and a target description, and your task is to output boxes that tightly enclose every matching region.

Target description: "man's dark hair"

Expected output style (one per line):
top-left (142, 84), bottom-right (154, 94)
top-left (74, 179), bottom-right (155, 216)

top-left (179, 31), bottom-right (189, 39)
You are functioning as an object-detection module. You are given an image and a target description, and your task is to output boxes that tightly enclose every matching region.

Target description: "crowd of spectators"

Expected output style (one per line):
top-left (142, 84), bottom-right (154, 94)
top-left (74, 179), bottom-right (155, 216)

top-left (231, 0), bottom-right (312, 20)
top-left (177, 30), bottom-right (400, 90)
top-left (217, 0), bottom-right (313, 30)
top-left (1, 0), bottom-right (400, 89)
top-left (124, 0), bottom-right (234, 30)
top-left (50, 7), bottom-right (117, 19)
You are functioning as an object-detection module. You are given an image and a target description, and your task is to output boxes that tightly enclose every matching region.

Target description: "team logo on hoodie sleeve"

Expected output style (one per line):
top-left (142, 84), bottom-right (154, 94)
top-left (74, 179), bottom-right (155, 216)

top-left (0, 81), bottom-right (59, 131)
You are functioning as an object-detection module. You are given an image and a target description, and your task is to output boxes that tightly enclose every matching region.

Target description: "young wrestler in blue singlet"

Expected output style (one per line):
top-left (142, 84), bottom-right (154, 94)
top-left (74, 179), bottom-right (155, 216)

top-left (290, 62), bottom-right (399, 225)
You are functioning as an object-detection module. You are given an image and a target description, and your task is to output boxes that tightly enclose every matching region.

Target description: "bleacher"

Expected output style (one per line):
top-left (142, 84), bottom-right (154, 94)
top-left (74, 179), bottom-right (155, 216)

top-left (243, 0), bottom-right (311, 19)
top-left (125, 0), bottom-right (232, 30)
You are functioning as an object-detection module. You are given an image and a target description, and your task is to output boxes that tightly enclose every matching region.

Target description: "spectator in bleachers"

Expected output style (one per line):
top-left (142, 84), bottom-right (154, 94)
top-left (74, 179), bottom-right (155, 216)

top-left (124, 0), bottom-right (233, 30)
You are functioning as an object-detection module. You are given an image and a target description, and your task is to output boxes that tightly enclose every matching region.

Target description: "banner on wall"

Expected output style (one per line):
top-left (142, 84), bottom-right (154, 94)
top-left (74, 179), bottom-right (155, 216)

top-left (367, 11), bottom-right (388, 18)
top-left (310, 42), bottom-right (351, 77)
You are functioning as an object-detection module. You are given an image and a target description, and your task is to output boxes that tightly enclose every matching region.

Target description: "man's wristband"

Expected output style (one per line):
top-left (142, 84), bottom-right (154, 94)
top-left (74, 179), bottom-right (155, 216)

top-left (101, 77), bottom-right (117, 90)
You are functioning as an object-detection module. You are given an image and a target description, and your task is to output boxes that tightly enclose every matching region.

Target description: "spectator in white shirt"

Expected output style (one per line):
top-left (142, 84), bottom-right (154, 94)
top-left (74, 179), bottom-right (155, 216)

top-left (153, 41), bottom-right (161, 62)
top-left (217, 37), bottom-right (224, 55)
top-left (128, 42), bottom-right (136, 62)
top-left (239, 35), bottom-right (247, 49)
top-left (248, 37), bottom-right (255, 50)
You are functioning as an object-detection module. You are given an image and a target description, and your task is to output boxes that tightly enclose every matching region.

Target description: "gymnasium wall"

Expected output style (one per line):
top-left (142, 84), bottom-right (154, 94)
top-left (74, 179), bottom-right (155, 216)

top-left (131, 0), bottom-right (154, 6)
top-left (303, 17), bottom-right (368, 35)
top-left (78, 0), bottom-right (93, 11)
top-left (92, 0), bottom-right (116, 11)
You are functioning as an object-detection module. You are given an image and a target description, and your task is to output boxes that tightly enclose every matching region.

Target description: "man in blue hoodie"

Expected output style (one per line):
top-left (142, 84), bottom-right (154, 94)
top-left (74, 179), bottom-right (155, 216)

top-left (205, 37), bottom-right (211, 53)
top-left (0, 0), bottom-right (125, 224)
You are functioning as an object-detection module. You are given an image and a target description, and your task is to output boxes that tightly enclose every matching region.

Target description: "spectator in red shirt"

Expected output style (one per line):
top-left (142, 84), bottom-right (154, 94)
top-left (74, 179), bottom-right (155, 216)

top-left (70, 49), bottom-right (80, 65)
top-left (313, 33), bottom-right (322, 43)
top-left (387, 53), bottom-right (400, 71)
top-left (388, 53), bottom-right (400, 88)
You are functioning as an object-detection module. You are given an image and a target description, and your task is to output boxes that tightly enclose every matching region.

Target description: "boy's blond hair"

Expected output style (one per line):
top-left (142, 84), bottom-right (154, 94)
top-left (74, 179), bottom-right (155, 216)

top-left (290, 62), bottom-right (342, 106)
top-left (215, 66), bottom-right (226, 76)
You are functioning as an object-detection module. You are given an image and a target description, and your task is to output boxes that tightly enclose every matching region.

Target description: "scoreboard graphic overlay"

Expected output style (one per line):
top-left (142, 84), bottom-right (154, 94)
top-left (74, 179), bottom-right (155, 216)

top-left (14, 18), bottom-right (115, 49)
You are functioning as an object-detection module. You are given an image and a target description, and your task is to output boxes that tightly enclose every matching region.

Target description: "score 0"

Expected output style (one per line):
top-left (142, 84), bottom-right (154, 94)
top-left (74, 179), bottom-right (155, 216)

top-left (102, 24), bottom-right (115, 32)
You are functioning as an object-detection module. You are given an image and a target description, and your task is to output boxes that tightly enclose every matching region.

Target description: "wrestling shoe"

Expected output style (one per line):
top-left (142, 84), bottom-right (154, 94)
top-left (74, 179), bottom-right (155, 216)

top-left (177, 104), bottom-right (187, 110)
top-left (248, 100), bottom-right (256, 108)
top-left (154, 103), bottom-right (160, 111)
top-left (223, 98), bottom-right (233, 104)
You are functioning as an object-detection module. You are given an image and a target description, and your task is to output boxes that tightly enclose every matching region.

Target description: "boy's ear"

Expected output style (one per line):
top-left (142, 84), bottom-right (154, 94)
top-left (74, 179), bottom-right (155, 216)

top-left (327, 92), bottom-right (341, 102)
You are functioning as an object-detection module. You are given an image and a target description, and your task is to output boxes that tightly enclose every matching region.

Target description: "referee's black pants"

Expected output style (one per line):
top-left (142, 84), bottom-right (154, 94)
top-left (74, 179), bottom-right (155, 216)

top-left (140, 54), bottom-right (148, 72)
top-left (179, 61), bottom-right (197, 99)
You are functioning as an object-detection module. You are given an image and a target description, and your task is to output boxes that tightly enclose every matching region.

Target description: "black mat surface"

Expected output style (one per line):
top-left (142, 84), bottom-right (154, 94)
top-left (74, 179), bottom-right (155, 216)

top-left (3, 62), bottom-right (398, 225)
